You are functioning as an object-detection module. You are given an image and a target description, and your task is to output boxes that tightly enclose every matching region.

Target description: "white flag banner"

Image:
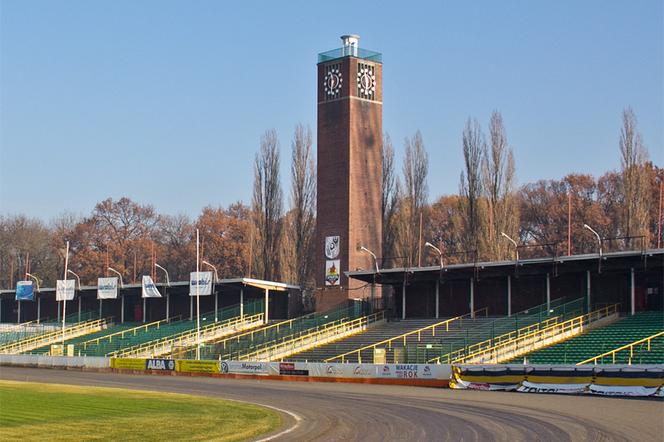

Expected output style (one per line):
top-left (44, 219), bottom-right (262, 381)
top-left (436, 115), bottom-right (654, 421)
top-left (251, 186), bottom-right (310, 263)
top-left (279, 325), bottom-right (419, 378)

top-left (97, 277), bottom-right (118, 299)
top-left (189, 271), bottom-right (213, 296)
top-left (142, 275), bottom-right (162, 298)
top-left (56, 279), bottom-right (76, 301)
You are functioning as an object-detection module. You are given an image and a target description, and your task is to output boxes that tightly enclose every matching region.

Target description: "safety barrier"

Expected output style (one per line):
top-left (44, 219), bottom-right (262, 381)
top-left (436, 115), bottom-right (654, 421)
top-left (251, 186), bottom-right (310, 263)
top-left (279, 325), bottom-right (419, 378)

top-left (238, 312), bottom-right (385, 361)
top-left (449, 304), bottom-right (620, 364)
top-left (450, 364), bottom-right (664, 397)
top-left (325, 308), bottom-right (488, 363)
top-left (0, 317), bottom-right (111, 354)
top-left (110, 313), bottom-right (265, 358)
top-left (577, 331), bottom-right (664, 365)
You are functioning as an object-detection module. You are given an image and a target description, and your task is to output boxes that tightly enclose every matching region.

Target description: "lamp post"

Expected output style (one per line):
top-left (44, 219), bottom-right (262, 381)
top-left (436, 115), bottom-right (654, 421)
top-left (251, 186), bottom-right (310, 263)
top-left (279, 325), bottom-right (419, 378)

top-left (500, 232), bottom-right (519, 261)
top-left (583, 224), bottom-right (602, 258)
top-left (67, 270), bottom-right (81, 322)
top-left (25, 272), bottom-right (41, 324)
top-left (107, 267), bottom-right (124, 322)
top-left (360, 246), bottom-right (379, 312)
top-left (61, 241), bottom-right (70, 347)
top-left (425, 242), bottom-right (443, 319)
top-left (424, 242), bottom-right (444, 268)
top-left (202, 260), bottom-right (219, 322)
top-left (155, 263), bottom-right (170, 320)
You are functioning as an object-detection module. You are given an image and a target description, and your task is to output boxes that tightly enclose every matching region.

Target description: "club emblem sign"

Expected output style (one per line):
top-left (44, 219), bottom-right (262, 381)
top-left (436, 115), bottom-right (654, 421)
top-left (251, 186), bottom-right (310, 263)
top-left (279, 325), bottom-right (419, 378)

top-left (325, 235), bottom-right (340, 259)
top-left (325, 260), bottom-right (341, 286)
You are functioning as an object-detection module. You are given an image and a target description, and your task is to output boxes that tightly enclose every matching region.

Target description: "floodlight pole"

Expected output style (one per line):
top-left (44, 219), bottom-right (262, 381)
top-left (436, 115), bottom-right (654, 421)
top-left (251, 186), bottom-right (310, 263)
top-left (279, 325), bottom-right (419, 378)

top-left (424, 241), bottom-right (443, 319)
top-left (202, 260), bottom-right (219, 322)
top-left (67, 270), bottom-right (81, 322)
top-left (424, 241), bottom-right (444, 268)
top-left (62, 241), bottom-right (70, 348)
top-left (196, 229), bottom-right (201, 360)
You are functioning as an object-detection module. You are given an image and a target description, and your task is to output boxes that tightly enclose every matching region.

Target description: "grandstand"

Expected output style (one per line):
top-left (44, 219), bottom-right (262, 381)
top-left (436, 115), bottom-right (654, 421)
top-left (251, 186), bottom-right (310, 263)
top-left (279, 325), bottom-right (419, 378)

top-left (510, 311), bottom-right (664, 365)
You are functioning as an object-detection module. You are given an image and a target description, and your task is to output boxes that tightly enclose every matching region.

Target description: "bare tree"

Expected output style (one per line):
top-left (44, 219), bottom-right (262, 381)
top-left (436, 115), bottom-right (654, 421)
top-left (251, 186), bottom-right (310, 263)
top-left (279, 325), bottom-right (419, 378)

top-left (481, 111), bottom-right (518, 260)
top-left (381, 133), bottom-right (400, 267)
top-left (282, 124), bottom-right (316, 290)
top-left (459, 118), bottom-right (485, 255)
top-left (395, 130), bottom-right (428, 267)
top-left (251, 129), bottom-right (283, 280)
top-left (619, 107), bottom-right (651, 248)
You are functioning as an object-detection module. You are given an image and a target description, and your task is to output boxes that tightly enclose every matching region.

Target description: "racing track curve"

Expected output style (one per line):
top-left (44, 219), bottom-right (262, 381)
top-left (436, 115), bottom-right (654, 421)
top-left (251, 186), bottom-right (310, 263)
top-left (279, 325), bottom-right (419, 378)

top-left (0, 367), bottom-right (661, 441)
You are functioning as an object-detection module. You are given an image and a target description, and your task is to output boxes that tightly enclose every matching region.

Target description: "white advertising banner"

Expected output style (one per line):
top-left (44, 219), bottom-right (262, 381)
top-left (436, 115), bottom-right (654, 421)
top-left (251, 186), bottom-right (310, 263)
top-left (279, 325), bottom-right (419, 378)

top-left (517, 381), bottom-right (587, 394)
top-left (97, 277), bottom-right (118, 299)
top-left (141, 275), bottom-right (162, 298)
top-left (588, 384), bottom-right (660, 397)
top-left (56, 279), bottom-right (76, 301)
top-left (220, 361), bottom-right (269, 375)
top-left (189, 271), bottom-right (213, 296)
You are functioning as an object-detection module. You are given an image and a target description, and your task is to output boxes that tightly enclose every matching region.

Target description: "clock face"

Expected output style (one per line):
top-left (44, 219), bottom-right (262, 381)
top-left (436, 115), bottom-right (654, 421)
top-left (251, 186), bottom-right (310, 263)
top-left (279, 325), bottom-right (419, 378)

top-left (357, 67), bottom-right (376, 97)
top-left (324, 68), bottom-right (343, 97)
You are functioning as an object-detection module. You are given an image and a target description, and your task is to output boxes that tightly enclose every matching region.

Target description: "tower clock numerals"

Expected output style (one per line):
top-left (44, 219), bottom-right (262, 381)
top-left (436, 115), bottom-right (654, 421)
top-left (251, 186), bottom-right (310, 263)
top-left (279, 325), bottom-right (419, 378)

top-left (324, 68), bottom-right (343, 97)
top-left (357, 65), bottom-right (376, 99)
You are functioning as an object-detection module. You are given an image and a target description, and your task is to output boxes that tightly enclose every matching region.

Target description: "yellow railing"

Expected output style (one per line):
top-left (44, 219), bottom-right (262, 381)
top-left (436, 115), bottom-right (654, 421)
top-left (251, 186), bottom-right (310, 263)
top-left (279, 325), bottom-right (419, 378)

top-left (449, 304), bottom-right (620, 364)
top-left (428, 315), bottom-right (565, 364)
top-left (577, 330), bottom-right (664, 365)
top-left (111, 313), bottom-right (264, 358)
top-left (0, 318), bottom-right (110, 354)
top-left (240, 311), bottom-right (385, 361)
top-left (324, 307), bottom-right (488, 363)
top-left (210, 314), bottom-right (341, 355)
top-left (79, 315), bottom-right (182, 350)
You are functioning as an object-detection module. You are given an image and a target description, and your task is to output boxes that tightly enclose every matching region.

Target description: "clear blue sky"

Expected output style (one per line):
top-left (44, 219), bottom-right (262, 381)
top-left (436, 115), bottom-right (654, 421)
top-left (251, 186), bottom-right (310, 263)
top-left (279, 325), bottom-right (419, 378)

top-left (1, 0), bottom-right (662, 221)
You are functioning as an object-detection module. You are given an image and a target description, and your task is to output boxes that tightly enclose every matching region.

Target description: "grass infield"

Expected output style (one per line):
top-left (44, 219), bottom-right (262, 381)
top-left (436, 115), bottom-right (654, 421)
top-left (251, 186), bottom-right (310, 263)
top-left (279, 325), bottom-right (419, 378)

top-left (0, 380), bottom-right (281, 441)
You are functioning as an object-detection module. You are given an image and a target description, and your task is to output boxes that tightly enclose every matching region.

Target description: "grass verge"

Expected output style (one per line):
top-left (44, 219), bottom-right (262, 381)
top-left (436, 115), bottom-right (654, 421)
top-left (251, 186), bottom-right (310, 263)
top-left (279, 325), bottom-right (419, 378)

top-left (0, 380), bottom-right (280, 441)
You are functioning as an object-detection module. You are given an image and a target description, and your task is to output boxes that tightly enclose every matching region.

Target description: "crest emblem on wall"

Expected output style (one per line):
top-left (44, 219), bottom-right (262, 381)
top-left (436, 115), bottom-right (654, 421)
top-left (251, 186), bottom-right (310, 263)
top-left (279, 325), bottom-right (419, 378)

top-left (325, 235), bottom-right (340, 259)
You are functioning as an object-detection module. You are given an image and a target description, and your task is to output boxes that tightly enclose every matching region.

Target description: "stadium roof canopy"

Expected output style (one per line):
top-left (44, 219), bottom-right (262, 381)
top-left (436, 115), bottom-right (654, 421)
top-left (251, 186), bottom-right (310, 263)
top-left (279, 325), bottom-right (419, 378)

top-left (345, 249), bottom-right (664, 285)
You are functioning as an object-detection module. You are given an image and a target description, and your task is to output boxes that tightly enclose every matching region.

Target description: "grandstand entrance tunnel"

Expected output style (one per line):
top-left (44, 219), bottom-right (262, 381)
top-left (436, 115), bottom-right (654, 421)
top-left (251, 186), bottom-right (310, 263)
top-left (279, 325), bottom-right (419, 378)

top-left (0, 278), bottom-right (301, 324)
top-left (346, 249), bottom-right (664, 319)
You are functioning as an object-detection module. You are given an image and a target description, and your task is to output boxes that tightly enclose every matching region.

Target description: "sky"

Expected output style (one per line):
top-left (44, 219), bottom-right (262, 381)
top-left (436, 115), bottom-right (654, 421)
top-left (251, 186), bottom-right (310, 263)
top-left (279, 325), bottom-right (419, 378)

top-left (1, 0), bottom-right (662, 221)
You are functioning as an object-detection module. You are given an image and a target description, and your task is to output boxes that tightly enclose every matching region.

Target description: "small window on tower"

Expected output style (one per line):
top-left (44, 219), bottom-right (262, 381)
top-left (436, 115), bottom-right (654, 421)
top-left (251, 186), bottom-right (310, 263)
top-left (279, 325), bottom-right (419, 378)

top-left (357, 62), bottom-right (376, 100)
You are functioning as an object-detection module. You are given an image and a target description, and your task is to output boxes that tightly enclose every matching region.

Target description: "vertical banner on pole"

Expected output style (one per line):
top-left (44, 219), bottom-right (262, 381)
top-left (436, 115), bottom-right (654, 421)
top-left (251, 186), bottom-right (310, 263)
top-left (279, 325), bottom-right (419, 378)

top-left (56, 280), bottom-right (76, 301)
top-left (189, 272), bottom-right (213, 296)
top-left (15, 281), bottom-right (35, 301)
top-left (142, 276), bottom-right (162, 298)
top-left (97, 277), bottom-right (119, 299)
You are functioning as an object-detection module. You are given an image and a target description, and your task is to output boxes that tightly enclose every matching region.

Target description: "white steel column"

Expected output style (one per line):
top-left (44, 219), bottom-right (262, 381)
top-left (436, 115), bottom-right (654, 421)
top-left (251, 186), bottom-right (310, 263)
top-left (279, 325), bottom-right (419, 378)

top-left (546, 273), bottom-right (551, 312)
top-left (586, 270), bottom-right (591, 312)
top-left (78, 296), bottom-right (81, 322)
top-left (264, 288), bottom-right (269, 324)
top-left (215, 291), bottom-right (219, 322)
top-left (435, 280), bottom-right (440, 319)
top-left (99, 299), bottom-right (102, 319)
top-left (240, 288), bottom-right (244, 318)
top-left (37, 295), bottom-right (41, 324)
top-left (190, 296), bottom-right (193, 320)
top-left (143, 298), bottom-right (146, 323)
top-left (121, 295), bottom-right (125, 323)
top-left (166, 293), bottom-right (170, 320)
top-left (402, 284), bottom-right (406, 320)
top-left (470, 278), bottom-right (475, 319)
top-left (18, 301), bottom-right (21, 324)
top-left (56, 300), bottom-right (60, 322)
top-left (507, 275), bottom-right (512, 317)
top-left (630, 268), bottom-right (635, 316)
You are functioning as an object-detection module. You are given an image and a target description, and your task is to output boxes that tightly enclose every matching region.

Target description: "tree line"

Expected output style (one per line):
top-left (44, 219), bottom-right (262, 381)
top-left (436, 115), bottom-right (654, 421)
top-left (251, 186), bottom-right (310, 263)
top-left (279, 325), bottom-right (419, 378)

top-left (1, 109), bottom-right (661, 300)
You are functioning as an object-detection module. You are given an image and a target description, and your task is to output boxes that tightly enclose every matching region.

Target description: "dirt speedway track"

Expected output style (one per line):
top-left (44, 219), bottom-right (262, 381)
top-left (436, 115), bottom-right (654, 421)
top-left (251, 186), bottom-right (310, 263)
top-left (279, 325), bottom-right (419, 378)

top-left (1, 367), bottom-right (662, 441)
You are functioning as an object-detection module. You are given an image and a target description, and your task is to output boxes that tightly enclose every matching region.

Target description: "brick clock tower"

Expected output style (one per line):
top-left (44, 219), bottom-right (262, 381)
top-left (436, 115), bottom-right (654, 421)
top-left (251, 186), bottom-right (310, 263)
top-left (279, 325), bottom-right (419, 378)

top-left (315, 35), bottom-right (382, 311)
